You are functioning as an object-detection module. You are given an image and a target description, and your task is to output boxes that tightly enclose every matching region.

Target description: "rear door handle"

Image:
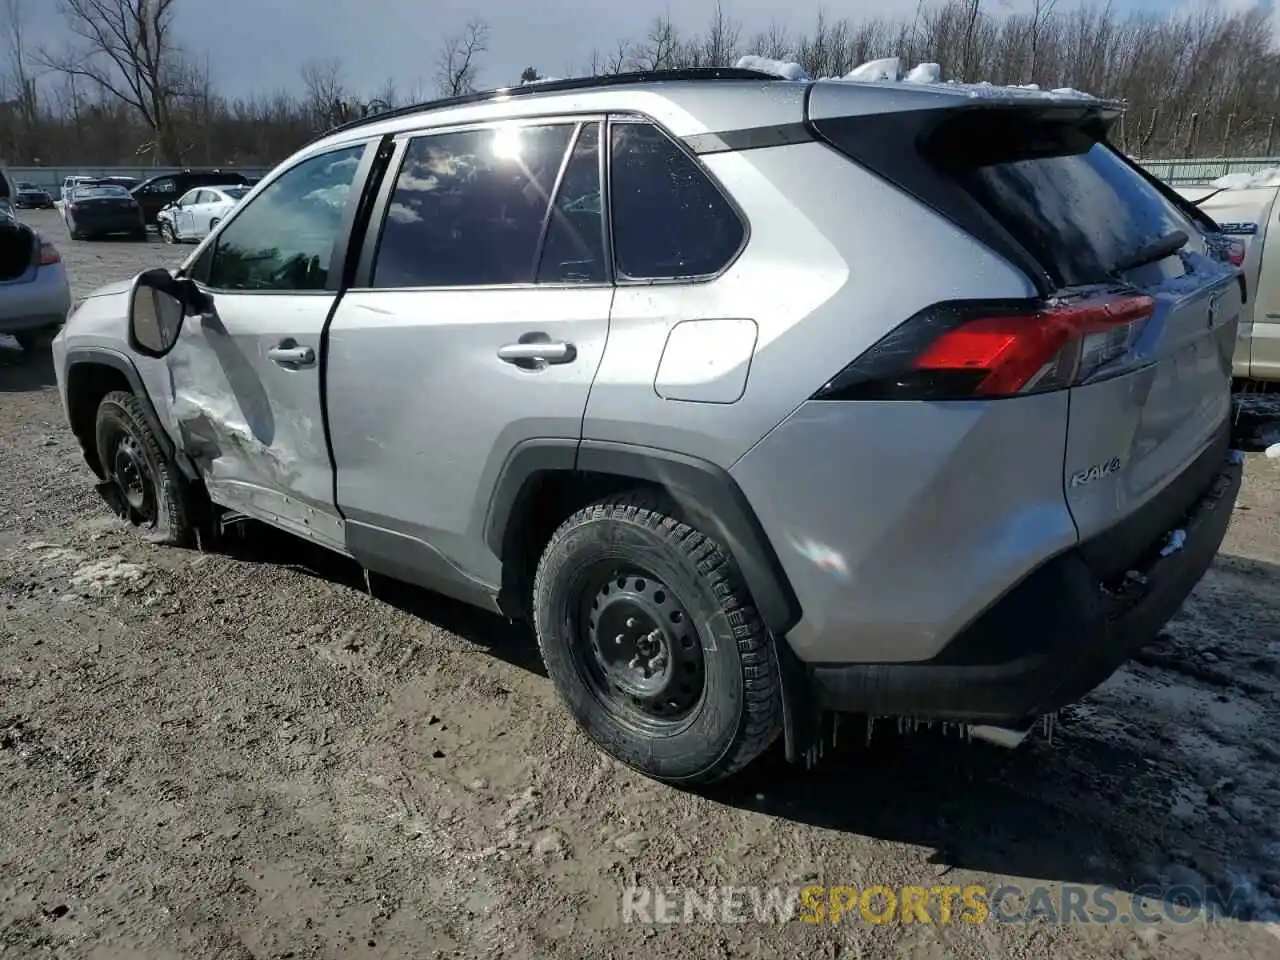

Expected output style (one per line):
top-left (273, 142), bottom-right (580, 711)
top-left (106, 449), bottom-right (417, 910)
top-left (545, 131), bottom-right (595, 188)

top-left (497, 340), bottom-right (576, 365)
top-left (267, 342), bottom-right (315, 367)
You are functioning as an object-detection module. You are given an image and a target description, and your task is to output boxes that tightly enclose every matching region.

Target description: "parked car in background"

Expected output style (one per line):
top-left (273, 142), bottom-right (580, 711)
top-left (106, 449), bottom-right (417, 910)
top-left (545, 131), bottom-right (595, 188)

top-left (0, 205), bottom-right (70, 352)
top-left (157, 184), bottom-right (252, 243)
top-left (61, 175), bottom-right (97, 204)
top-left (62, 182), bottom-right (147, 241)
top-left (131, 169), bottom-right (250, 224)
top-left (1176, 175), bottom-right (1279, 383)
top-left (52, 69), bottom-right (1244, 784)
top-left (0, 164), bottom-right (14, 215)
top-left (13, 181), bottom-right (55, 209)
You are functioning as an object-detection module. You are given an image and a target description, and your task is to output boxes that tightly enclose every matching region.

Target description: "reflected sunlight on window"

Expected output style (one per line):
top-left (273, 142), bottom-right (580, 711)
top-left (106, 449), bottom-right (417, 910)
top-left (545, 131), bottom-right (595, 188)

top-left (491, 126), bottom-right (524, 162)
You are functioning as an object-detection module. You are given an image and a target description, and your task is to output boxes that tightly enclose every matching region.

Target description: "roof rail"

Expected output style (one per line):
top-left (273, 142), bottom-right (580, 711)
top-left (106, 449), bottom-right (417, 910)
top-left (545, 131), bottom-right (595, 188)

top-left (311, 67), bottom-right (783, 144)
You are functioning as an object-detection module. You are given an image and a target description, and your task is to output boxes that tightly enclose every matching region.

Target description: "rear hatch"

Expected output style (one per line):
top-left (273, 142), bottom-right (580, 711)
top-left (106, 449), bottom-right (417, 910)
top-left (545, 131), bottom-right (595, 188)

top-left (809, 90), bottom-right (1240, 576)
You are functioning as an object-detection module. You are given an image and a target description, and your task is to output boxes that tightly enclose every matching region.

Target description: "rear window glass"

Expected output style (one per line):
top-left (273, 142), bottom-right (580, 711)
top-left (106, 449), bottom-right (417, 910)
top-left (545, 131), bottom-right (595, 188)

top-left (78, 186), bottom-right (130, 198)
top-left (932, 113), bottom-right (1197, 287)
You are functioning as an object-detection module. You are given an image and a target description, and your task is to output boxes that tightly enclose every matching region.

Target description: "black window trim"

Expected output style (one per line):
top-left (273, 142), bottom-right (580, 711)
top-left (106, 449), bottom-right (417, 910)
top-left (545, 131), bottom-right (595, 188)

top-left (605, 112), bottom-right (750, 286)
top-left (350, 113), bottom-right (614, 293)
top-left (182, 137), bottom-right (378, 296)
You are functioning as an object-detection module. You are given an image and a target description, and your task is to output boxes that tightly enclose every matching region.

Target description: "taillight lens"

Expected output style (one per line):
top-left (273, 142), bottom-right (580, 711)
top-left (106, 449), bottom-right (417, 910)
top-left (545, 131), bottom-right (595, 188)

top-left (815, 292), bottom-right (1155, 401)
top-left (1226, 240), bottom-right (1246, 267)
top-left (39, 242), bottom-right (60, 266)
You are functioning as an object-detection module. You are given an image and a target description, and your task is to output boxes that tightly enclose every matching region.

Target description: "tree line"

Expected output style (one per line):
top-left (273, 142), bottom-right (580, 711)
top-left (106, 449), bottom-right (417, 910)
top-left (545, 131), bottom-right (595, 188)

top-left (2, 0), bottom-right (1279, 168)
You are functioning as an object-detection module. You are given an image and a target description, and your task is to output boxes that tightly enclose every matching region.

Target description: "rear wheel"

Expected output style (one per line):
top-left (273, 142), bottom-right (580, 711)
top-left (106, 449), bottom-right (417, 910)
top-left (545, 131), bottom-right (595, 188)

top-left (94, 390), bottom-right (195, 547)
top-left (208, 217), bottom-right (221, 232)
top-left (532, 491), bottom-right (783, 784)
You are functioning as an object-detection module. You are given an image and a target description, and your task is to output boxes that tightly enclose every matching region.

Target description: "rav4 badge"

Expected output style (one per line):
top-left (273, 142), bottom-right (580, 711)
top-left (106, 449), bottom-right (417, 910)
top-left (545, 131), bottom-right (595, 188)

top-left (1070, 456), bottom-right (1123, 488)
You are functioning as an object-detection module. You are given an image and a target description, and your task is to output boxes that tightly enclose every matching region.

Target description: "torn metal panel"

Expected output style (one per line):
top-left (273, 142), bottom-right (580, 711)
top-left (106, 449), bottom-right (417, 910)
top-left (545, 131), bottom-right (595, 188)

top-left (162, 298), bottom-right (345, 553)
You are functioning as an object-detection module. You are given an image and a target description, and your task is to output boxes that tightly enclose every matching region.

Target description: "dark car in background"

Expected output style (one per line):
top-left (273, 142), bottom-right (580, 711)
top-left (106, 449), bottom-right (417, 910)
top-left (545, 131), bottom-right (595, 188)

top-left (62, 182), bottom-right (147, 241)
top-left (130, 168), bottom-right (249, 224)
top-left (13, 182), bottom-right (55, 209)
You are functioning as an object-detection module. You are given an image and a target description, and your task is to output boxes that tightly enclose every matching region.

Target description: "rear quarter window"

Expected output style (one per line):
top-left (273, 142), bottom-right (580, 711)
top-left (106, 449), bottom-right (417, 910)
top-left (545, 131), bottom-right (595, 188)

top-left (609, 121), bottom-right (745, 280)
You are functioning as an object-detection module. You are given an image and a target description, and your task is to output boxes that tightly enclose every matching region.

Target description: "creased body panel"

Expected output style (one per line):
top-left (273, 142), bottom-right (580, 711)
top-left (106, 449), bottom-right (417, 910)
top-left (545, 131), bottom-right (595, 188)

top-left (731, 393), bottom-right (1076, 664)
top-left (165, 295), bottom-right (343, 551)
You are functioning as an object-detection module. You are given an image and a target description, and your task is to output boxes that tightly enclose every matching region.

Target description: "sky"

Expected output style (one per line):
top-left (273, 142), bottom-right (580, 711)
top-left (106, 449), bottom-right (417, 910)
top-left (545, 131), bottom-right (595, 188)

top-left (16, 0), bottom-right (1266, 102)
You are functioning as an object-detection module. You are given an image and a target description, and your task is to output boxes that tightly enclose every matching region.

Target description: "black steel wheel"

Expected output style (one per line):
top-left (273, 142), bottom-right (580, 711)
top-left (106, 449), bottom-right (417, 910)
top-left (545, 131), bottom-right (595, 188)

top-left (578, 567), bottom-right (706, 729)
top-left (533, 490), bottom-right (782, 784)
top-left (94, 391), bottom-right (195, 546)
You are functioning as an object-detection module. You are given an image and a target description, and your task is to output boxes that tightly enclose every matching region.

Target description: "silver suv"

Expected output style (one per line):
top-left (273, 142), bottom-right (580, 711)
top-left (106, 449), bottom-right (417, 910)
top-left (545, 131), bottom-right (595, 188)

top-left (52, 68), bottom-right (1245, 784)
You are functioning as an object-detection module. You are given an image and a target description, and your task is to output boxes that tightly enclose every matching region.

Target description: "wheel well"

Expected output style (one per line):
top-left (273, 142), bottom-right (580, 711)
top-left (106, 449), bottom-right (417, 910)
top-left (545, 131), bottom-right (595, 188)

top-left (497, 469), bottom-right (661, 621)
top-left (66, 362), bottom-right (132, 478)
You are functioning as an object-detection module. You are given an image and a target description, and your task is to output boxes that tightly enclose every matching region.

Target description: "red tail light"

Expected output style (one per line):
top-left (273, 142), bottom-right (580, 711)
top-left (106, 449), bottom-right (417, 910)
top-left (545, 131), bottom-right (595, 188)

top-left (815, 292), bottom-right (1155, 401)
top-left (39, 242), bottom-right (61, 266)
top-left (1226, 240), bottom-right (1246, 267)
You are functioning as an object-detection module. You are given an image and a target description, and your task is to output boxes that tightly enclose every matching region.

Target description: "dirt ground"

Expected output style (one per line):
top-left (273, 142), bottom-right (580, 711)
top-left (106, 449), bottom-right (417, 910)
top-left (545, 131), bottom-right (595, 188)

top-left (3, 208), bottom-right (1280, 959)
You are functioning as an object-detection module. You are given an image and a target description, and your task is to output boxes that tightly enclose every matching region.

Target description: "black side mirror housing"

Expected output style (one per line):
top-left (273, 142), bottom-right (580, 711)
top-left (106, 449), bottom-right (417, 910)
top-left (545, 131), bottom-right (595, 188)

top-left (127, 268), bottom-right (212, 358)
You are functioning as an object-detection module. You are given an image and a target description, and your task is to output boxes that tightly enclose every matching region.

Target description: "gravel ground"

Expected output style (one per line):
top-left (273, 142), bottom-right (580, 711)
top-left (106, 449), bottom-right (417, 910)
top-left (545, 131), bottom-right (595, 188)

top-left (3, 208), bottom-right (1280, 959)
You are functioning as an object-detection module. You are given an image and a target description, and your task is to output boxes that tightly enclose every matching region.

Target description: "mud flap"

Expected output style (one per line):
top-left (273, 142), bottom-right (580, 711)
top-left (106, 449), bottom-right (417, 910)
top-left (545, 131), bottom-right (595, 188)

top-left (776, 636), bottom-right (833, 764)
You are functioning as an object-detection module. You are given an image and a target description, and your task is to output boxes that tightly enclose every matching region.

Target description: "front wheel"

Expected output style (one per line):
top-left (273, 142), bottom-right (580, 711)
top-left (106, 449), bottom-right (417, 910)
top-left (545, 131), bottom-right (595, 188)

top-left (94, 391), bottom-right (195, 546)
top-left (159, 221), bottom-right (177, 244)
top-left (532, 491), bottom-right (783, 785)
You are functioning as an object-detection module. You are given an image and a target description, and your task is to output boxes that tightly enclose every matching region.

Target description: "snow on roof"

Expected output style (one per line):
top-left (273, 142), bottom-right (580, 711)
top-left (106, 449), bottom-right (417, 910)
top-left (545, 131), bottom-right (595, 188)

top-left (735, 54), bottom-right (1100, 102)
top-left (1210, 168), bottom-right (1280, 190)
top-left (735, 55), bottom-right (810, 81)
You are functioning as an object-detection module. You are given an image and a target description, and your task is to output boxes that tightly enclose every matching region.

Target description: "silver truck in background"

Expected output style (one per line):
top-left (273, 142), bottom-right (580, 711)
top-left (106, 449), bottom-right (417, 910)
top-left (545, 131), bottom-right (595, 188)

top-left (1176, 175), bottom-right (1280, 382)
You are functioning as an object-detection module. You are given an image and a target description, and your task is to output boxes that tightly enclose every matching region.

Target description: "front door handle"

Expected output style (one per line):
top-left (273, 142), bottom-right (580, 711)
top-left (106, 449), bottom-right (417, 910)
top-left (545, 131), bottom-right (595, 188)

top-left (497, 339), bottom-right (576, 366)
top-left (267, 341), bottom-right (315, 367)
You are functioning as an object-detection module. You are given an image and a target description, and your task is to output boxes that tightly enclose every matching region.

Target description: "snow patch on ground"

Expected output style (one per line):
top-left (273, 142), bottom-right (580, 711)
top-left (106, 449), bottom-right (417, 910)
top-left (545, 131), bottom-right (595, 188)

top-left (0, 334), bottom-right (19, 351)
top-left (70, 557), bottom-right (148, 593)
top-left (1211, 168), bottom-right (1280, 190)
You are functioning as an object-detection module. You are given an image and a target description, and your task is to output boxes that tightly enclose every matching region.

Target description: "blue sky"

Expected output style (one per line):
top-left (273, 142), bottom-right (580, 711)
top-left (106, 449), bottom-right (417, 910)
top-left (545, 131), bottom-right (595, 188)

top-left (18, 0), bottom-right (1259, 101)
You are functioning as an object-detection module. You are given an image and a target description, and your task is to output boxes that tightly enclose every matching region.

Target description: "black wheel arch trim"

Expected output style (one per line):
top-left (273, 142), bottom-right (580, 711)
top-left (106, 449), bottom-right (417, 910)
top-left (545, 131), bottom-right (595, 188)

top-left (64, 347), bottom-right (197, 479)
top-left (484, 437), bottom-right (802, 638)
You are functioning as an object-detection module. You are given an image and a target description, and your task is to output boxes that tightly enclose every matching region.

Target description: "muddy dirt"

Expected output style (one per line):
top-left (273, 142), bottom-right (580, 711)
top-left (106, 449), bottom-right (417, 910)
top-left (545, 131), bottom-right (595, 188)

top-left (2, 209), bottom-right (1280, 958)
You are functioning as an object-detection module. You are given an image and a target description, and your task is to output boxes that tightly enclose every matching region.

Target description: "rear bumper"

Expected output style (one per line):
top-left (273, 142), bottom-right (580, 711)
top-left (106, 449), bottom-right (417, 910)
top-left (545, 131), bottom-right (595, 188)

top-left (69, 212), bottom-right (145, 234)
top-left (808, 451), bottom-right (1242, 724)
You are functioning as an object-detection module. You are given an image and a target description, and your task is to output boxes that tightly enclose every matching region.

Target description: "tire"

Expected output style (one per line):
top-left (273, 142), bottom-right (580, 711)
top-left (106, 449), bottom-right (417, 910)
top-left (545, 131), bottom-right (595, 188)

top-left (532, 490), bottom-right (783, 784)
top-left (209, 218), bottom-right (221, 232)
top-left (159, 221), bottom-right (177, 244)
top-left (94, 390), bottom-right (195, 547)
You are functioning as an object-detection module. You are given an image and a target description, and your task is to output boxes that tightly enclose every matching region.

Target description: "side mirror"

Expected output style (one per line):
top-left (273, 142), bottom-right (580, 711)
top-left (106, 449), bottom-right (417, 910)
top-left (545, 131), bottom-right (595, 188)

top-left (127, 268), bottom-right (211, 358)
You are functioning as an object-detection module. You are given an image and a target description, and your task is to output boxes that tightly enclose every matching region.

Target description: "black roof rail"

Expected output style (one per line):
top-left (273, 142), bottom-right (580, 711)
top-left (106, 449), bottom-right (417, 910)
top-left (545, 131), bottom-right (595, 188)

top-left (310, 67), bottom-right (783, 144)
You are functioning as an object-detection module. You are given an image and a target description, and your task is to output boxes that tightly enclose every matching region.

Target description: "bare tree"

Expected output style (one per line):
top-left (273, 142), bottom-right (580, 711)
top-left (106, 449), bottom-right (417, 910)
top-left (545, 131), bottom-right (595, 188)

top-left (702, 0), bottom-right (742, 67)
top-left (635, 12), bottom-right (680, 70)
top-left (435, 19), bottom-right (489, 97)
top-left (300, 56), bottom-right (347, 127)
top-left (1028, 0), bottom-right (1058, 79)
top-left (2, 0), bottom-right (39, 126)
top-left (37, 0), bottom-right (190, 162)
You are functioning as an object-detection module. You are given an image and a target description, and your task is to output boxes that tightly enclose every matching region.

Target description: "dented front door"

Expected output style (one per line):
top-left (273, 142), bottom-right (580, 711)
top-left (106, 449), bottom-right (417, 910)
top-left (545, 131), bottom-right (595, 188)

top-left (166, 141), bottom-right (373, 552)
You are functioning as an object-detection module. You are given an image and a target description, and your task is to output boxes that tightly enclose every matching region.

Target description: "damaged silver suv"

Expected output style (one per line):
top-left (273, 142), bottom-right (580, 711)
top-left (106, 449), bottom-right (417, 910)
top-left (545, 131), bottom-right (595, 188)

top-left (53, 68), bottom-right (1244, 784)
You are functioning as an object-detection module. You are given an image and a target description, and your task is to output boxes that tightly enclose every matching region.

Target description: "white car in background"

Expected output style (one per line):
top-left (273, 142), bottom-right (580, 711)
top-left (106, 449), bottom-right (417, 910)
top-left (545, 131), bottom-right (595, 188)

top-left (156, 184), bottom-right (251, 244)
top-left (60, 175), bottom-right (96, 205)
